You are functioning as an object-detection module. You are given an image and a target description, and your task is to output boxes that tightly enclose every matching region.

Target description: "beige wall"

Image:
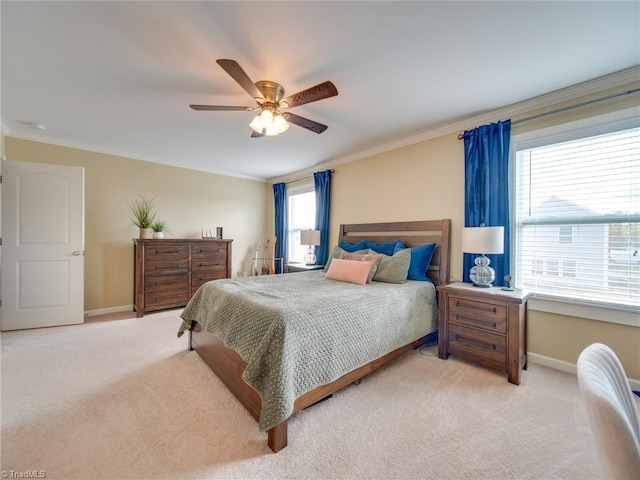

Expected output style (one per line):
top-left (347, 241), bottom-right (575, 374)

top-left (4, 138), bottom-right (270, 312)
top-left (310, 83), bottom-right (640, 379)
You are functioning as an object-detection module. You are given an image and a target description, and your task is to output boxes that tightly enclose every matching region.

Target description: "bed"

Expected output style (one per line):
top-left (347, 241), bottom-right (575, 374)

top-left (178, 219), bottom-right (451, 452)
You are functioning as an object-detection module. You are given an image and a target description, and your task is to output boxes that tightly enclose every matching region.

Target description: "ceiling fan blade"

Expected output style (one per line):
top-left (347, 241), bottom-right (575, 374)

top-left (284, 113), bottom-right (328, 134)
top-left (190, 104), bottom-right (251, 111)
top-left (251, 130), bottom-right (265, 138)
top-left (281, 81), bottom-right (338, 108)
top-left (216, 59), bottom-right (262, 99)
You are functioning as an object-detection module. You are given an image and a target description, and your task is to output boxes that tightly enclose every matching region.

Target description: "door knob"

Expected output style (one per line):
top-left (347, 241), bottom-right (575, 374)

top-left (72, 251), bottom-right (81, 256)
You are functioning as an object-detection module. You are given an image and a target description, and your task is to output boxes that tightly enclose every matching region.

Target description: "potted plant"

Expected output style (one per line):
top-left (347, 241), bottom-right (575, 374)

top-left (129, 195), bottom-right (157, 239)
top-left (151, 220), bottom-right (168, 239)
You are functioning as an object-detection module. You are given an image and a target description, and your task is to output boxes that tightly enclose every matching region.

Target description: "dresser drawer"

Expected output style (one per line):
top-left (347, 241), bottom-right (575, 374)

top-left (192, 243), bottom-right (228, 257)
top-left (145, 259), bottom-right (189, 276)
top-left (192, 256), bottom-right (227, 273)
top-left (145, 288), bottom-right (190, 310)
top-left (144, 244), bottom-right (189, 261)
top-left (192, 272), bottom-right (226, 290)
top-left (144, 274), bottom-right (188, 293)
top-left (448, 323), bottom-right (506, 365)
top-left (448, 296), bottom-right (507, 334)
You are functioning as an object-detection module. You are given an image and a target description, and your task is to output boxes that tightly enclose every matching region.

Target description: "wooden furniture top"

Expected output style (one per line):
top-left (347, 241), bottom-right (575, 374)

top-left (133, 238), bottom-right (233, 244)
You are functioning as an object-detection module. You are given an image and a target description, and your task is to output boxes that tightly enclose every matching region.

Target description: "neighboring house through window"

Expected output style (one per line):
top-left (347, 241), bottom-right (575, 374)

top-left (513, 108), bottom-right (639, 308)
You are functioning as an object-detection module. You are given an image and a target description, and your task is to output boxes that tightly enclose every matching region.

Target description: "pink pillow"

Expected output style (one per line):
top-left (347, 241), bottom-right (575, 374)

top-left (338, 251), bottom-right (381, 283)
top-left (325, 258), bottom-right (373, 285)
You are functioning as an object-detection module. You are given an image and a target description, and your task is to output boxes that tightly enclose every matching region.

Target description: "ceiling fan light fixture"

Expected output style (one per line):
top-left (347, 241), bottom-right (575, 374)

top-left (272, 113), bottom-right (290, 134)
top-left (249, 115), bottom-right (264, 134)
top-left (249, 111), bottom-right (289, 136)
top-left (260, 109), bottom-right (274, 127)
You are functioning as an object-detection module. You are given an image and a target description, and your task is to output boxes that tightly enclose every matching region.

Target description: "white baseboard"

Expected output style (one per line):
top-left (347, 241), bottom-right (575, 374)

top-left (84, 305), bottom-right (134, 317)
top-left (529, 352), bottom-right (640, 391)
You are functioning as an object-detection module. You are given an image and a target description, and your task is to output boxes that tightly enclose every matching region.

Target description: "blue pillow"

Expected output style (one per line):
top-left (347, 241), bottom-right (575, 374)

top-left (407, 243), bottom-right (436, 281)
top-left (340, 240), bottom-right (405, 256)
top-left (369, 240), bottom-right (405, 256)
top-left (339, 240), bottom-right (370, 252)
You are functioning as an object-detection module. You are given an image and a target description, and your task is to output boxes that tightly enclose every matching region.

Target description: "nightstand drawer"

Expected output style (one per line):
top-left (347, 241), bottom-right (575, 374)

top-left (448, 297), bottom-right (507, 334)
top-left (448, 323), bottom-right (506, 365)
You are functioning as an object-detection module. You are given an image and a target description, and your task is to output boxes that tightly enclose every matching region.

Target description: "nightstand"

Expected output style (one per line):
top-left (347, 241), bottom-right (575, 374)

top-left (436, 282), bottom-right (529, 385)
top-left (285, 263), bottom-right (325, 273)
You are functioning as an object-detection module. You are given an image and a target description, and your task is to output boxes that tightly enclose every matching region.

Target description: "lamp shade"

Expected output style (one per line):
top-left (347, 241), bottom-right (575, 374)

top-left (462, 226), bottom-right (504, 254)
top-left (300, 229), bottom-right (321, 246)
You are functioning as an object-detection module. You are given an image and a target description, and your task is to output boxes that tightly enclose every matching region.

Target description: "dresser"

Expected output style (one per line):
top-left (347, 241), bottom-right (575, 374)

top-left (133, 239), bottom-right (232, 317)
top-left (436, 282), bottom-right (529, 385)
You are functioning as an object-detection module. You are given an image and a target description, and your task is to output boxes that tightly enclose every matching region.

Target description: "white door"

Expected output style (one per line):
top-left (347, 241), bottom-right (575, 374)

top-left (1, 160), bottom-right (84, 331)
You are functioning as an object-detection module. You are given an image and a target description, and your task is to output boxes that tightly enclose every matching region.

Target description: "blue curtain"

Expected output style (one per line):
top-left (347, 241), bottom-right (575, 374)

top-left (313, 170), bottom-right (332, 265)
top-left (463, 120), bottom-right (511, 287)
top-left (273, 182), bottom-right (287, 274)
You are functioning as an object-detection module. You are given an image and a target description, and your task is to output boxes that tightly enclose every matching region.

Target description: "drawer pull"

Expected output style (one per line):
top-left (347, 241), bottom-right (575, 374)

top-left (155, 294), bottom-right (180, 300)
top-left (455, 334), bottom-right (497, 351)
top-left (151, 279), bottom-right (182, 285)
top-left (455, 314), bottom-right (497, 329)
top-left (455, 300), bottom-right (498, 315)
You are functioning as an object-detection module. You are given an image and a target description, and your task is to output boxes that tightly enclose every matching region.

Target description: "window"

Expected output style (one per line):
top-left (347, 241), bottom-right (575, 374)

top-left (286, 184), bottom-right (316, 264)
top-left (558, 226), bottom-right (573, 244)
top-left (514, 112), bottom-right (640, 308)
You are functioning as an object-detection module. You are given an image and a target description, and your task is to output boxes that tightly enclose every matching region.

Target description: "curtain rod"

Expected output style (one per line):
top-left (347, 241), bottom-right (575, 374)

top-left (457, 87), bottom-right (640, 140)
top-left (284, 169), bottom-right (335, 185)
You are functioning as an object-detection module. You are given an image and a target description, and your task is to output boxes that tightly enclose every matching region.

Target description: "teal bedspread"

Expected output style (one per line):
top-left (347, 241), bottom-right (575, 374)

top-left (178, 271), bottom-right (437, 431)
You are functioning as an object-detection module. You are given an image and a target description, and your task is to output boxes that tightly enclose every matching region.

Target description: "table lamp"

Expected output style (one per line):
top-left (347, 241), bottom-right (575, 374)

top-left (300, 230), bottom-right (321, 265)
top-left (462, 225), bottom-right (504, 287)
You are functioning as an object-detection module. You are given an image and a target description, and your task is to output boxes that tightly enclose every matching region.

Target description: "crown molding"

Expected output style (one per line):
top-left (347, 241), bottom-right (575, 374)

top-left (1, 127), bottom-right (265, 182)
top-left (269, 66), bottom-right (640, 184)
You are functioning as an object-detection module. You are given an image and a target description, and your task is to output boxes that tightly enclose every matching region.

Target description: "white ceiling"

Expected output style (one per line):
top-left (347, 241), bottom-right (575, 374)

top-left (2, 1), bottom-right (639, 181)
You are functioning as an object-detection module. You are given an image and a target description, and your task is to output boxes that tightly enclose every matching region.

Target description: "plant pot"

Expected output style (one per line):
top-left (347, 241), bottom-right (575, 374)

top-left (139, 227), bottom-right (153, 239)
top-left (152, 231), bottom-right (164, 239)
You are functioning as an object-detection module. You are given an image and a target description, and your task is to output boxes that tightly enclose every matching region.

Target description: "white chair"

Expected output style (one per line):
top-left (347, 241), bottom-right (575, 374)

top-left (577, 343), bottom-right (640, 479)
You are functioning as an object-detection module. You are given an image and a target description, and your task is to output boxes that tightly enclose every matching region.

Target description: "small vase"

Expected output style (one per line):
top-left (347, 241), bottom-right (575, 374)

top-left (152, 231), bottom-right (164, 239)
top-left (139, 227), bottom-right (153, 239)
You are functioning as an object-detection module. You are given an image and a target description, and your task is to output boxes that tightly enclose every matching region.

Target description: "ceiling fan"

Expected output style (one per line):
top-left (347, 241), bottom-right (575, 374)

top-left (190, 59), bottom-right (338, 137)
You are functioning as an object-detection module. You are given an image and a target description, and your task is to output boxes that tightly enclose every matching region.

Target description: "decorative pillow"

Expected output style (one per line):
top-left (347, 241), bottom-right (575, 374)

top-left (338, 251), bottom-right (381, 283)
top-left (369, 240), bottom-right (406, 256)
top-left (369, 248), bottom-right (411, 284)
top-left (324, 246), bottom-right (369, 272)
top-left (407, 242), bottom-right (437, 281)
top-left (339, 240), bottom-right (370, 253)
top-left (325, 258), bottom-right (373, 285)
top-left (339, 240), bottom-right (405, 256)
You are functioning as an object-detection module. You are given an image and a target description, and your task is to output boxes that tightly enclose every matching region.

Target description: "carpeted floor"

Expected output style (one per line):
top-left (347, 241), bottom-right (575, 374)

top-left (1, 310), bottom-right (601, 479)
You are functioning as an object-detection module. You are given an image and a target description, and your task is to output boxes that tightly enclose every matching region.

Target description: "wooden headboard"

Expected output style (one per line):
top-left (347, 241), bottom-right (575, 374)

top-left (338, 219), bottom-right (451, 286)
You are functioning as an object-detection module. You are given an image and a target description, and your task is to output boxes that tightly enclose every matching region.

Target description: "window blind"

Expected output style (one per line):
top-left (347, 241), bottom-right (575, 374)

top-left (515, 127), bottom-right (640, 307)
top-left (286, 187), bottom-right (316, 264)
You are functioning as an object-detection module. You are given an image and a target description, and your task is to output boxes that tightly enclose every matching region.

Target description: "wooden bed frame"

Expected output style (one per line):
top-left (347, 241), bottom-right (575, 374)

top-left (188, 219), bottom-right (451, 452)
